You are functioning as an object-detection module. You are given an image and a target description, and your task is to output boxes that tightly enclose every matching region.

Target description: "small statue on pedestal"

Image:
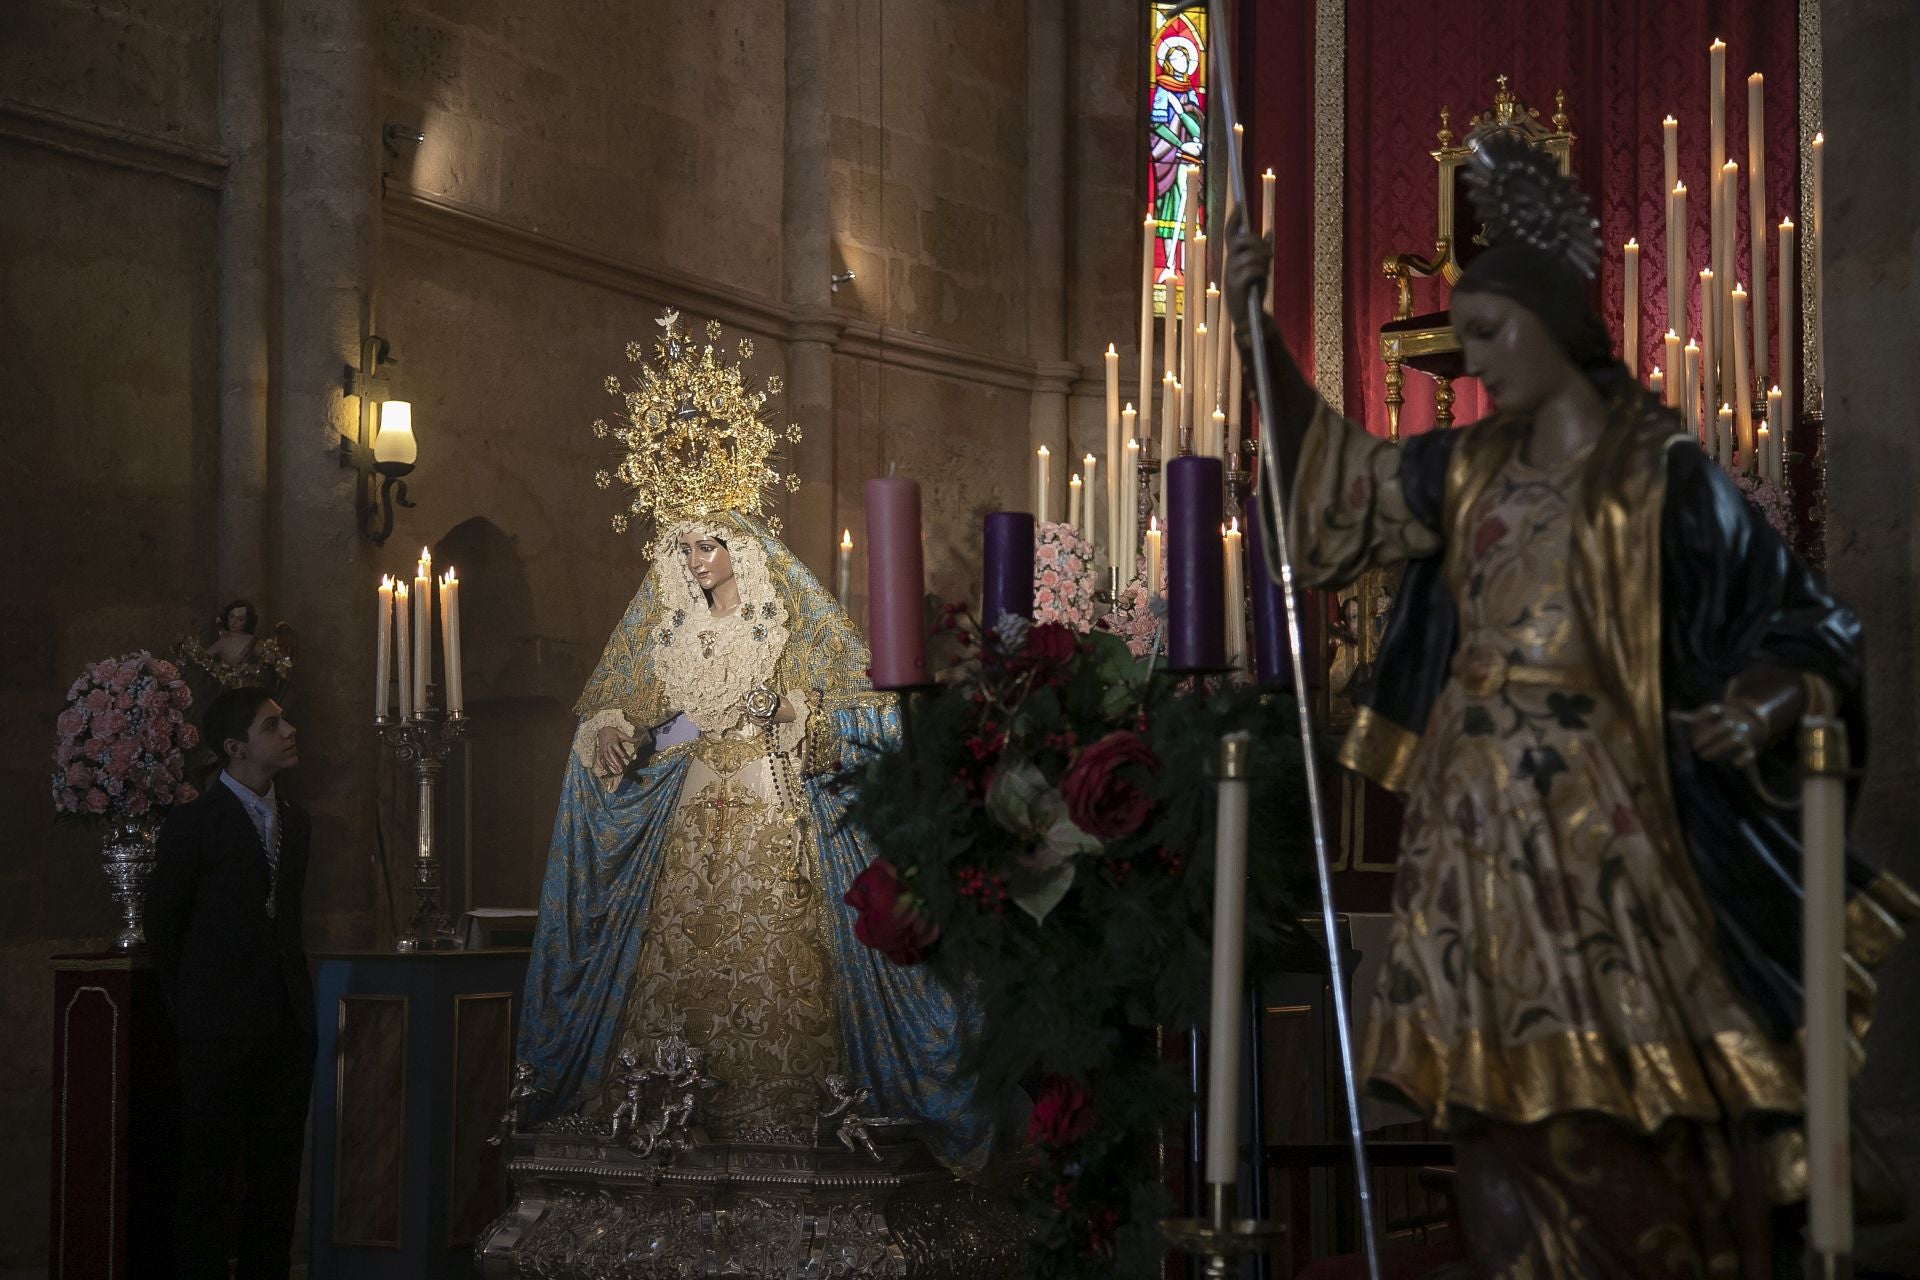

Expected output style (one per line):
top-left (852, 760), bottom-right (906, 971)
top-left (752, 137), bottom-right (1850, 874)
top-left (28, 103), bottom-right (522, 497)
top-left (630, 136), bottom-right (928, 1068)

top-left (489, 1061), bottom-right (543, 1148)
top-left (817, 1073), bottom-right (906, 1163)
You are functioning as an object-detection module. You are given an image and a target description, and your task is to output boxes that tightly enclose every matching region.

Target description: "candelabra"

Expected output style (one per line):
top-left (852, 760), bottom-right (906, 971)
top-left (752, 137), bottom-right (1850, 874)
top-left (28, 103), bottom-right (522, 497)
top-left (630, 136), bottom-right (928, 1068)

top-left (376, 701), bottom-right (468, 951)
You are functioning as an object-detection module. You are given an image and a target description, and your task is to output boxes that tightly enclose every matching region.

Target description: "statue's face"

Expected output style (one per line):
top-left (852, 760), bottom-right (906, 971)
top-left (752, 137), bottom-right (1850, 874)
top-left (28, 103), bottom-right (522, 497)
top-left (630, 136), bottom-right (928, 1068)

top-left (1451, 291), bottom-right (1577, 415)
top-left (225, 605), bottom-right (250, 634)
top-left (679, 531), bottom-right (734, 596)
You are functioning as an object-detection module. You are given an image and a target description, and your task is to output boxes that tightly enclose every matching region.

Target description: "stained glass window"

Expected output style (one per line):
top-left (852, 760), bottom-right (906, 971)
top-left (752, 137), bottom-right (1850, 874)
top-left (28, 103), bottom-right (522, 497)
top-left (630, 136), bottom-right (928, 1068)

top-left (1148, 4), bottom-right (1207, 317)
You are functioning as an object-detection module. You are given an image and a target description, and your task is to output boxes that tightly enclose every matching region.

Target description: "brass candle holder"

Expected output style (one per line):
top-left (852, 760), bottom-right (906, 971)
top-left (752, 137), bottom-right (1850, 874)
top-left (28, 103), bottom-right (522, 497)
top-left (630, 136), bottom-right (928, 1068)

top-left (375, 702), bottom-right (469, 951)
top-left (1159, 1182), bottom-right (1285, 1279)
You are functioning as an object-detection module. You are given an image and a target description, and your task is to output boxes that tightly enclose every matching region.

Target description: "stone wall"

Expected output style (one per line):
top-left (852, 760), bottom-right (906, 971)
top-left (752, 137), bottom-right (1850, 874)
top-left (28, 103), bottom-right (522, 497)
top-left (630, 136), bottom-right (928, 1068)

top-left (1822, 1), bottom-right (1920, 1269)
top-left (0, 0), bottom-right (1143, 1262)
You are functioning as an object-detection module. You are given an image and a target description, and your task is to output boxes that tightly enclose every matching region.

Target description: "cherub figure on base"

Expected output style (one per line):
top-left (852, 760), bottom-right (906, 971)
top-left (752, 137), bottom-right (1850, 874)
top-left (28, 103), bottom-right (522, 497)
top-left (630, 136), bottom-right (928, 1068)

top-left (488, 1061), bottom-right (543, 1148)
top-left (817, 1072), bottom-right (906, 1163)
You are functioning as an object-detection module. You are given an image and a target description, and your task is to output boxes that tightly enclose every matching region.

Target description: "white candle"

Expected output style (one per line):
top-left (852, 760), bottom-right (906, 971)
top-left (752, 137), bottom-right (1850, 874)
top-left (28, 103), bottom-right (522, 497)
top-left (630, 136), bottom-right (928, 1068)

top-left (1211, 406), bottom-right (1227, 465)
top-left (1192, 323), bottom-right (1210, 448)
top-left (1139, 216), bottom-right (1156, 452)
top-left (1709, 41), bottom-right (1727, 375)
top-left (1159, 371), bottom-right (1177, 516)
top-left (1182, 167), bottom-right (1201, 432)
top-left (1748, 73), bottom-right (1769, 386)
top-left (1756, 422), bottom-right (1772, 486)
top-left (1649, 365), bottom-right (1665, 397)
top-left (1145, 516), bottom-right (1163, 597)
top-left (1668, 184), bottom-right (1688, 342)
top-left (1663, 331), bottom-right (1683, 408)
top-left (1121, 404), bottom-right (1128, 575)
top-left (1683, 340), bottom-right (1702, 439)
top-left (1261, 169), bottom-right (1277, 313)
top-left (1223, 519), bottom-right (1247, 676)
top-left (1104, 344), bottom-right (1120, 562)
top-left (837, 528), bottom-right (853, 605)
top-left (448, 572), bottom-right (464, 715)
top-left (1732, 283), bottom-right (1753, 466)
top-left (1779, 219), bottom-right (1796, 428)
top-left (1812, 133), bottom-right (1824, 401)
top-left (1662, 115), bottom-right (1679, 200)
top-left (440, 570), bottom-right (463, 716)
top-left (1623, 239), bottom-right (1640, 376)
top-left (1802, 686), bottom-right (1852, 1254)
top-left (1036, 446), bottom-right (1051, 525)
top-left (395, 583), bottom-right (413, 724)
top-left (1068, 473), bottom-right (1082, 535)
top-left (375, 576), bottom-right (394, 720)
top-left (1766, 385), bottom-right (1784, 485)
top-left (413, 548), bottom-right (430, 714)
top-left (1721, 163), bottom-right (1741, 396)
top-left (1205, 730), bottom-right (1253, 1185)
top-left (1203, 283), bottom-right (1222, 433)
top-left (1718, 403), bottom-right (1735, 470)
top-left (1083, 454), bottom-right (1098, 549)
top-left (1698, 269), bottom-right (1716, 444)
top-left (1123, 432), bottom-right (1140, 585)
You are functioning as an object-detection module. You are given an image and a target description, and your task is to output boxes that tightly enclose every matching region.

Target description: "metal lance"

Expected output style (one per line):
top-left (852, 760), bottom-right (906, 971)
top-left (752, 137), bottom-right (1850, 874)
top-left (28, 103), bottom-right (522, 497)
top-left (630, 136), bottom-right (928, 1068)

top-left (1205, 2), bottom-right (1383, 1275)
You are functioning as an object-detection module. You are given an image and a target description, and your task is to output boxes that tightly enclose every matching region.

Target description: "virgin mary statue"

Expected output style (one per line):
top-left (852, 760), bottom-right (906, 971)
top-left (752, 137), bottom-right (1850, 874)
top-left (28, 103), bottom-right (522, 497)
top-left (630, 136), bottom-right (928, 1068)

top-left (516, 313), bottom-right (990, 1173)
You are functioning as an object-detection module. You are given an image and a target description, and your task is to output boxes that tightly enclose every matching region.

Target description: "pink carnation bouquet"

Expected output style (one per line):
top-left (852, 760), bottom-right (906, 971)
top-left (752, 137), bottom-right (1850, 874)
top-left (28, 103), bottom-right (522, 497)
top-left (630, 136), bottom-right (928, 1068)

top-left (1032, 520), bottom-right (1100, 632)
top-left (1099, 575), bottom-right (1160, 659)
top-left (52, 652), bottom-right (200, 820)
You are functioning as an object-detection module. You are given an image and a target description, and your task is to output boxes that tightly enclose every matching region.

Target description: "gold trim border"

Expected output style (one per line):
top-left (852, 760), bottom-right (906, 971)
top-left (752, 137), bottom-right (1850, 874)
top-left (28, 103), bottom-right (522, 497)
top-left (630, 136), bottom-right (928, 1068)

top-left (333, 994), bottom-right (409, 1251)
top-left (1311, 0), bottom-right (1346, 413)
top-left (448, 991), bottom-right (514, 1247)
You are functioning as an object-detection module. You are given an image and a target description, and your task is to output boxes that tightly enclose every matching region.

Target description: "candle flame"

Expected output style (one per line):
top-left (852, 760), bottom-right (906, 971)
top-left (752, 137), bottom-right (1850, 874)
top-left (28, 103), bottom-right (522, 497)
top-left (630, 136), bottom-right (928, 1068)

top-left (396, 582), bottom-right (408, 599)
top-left (1710, 37), bottom-right (1724, 50)
top-left (1664, 115), bottom-right (1677, 125)
top-left (1813, 132), bottom-right (1824, 144)
top-left (1651, 365), bottom-right (1662, 377)
top-left (1262, 167), bottom-right (1275, 178)
top-left (1782, 216), bottom-right (1794, 228)
top-left (1070, 474), bottom-right (1081, 486)
top-left (1721, 403), bottom-right (1734, 413)
top-left (1770, 385), bottom-right (1782, 395)
top-left (1229, 516), bottom-right (1240, 534)
top-left (1673, 181), bottom-right (1686, 195)
top-left (380, 574), bottom-right (392, 588)
top-left (1626, 237), bottom-right (1637, 248)
top-left (1085, 452), bottom-right (1096, 464)
top-left (1149, 516), bottom-right (1159, 533)
top-left (1037, 444), bottom-right (1049, 457)
top-left (1126, 437), bottom-right (1139, 451)
top-left (841, 529), bottom-right (853, 548)
top-left (1123, 402), bottom-right (1135, 414)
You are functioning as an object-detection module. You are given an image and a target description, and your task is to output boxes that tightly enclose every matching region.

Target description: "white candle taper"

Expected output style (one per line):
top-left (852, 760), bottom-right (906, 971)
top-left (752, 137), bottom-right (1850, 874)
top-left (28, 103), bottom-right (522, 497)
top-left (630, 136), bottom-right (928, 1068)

top-left (1083, 453), bottom-right (1099, 549)
top-left (375, 576), bottom-right (394, 720)
top-left (440, 569), bottom-right (463, 716)
top-left (1801, 682), bottom-right (1852, 1255)
top-left (1812, 133), bottom-right (1824, 402)
top-left (1732, 283), bottom-right (1753, 466)
top-left (1663, 331), bottom-right (1683, 408)
top-left (1260, 169), bottom-right (1277, 313)
top-left (837, 529), bottom-right (853, 605)
top-left (1709, 41), bottom-right (1727, 379)
top-left (413, 548), bottom-right (430, 714)
top-left (1068, 473), bottom-right (1082, 535)
top-left (1123, 431), bottom-right (1140, 584)
top-left (1139, 216), bottom-right (1156, 453)
top-left (1623, 240), bottom-right (1640, 376)
top-left (1748, 73), bottom-right (1769, 385)
top-left (1662, 115), bottom-right (1679, 201)
top-left (1668, 184), bottom-right (1688, 344)
top-left (1205, 731), bottom-right (1253, 1185)
top-left (1036, 445), bottom-right (1051, 525)
top-left (1698, 268), bottom-right (1716, 445)
top-left (1779, 218), bottom-right (1796, 427)
top-left (395, 582), bottom-right (413, 724)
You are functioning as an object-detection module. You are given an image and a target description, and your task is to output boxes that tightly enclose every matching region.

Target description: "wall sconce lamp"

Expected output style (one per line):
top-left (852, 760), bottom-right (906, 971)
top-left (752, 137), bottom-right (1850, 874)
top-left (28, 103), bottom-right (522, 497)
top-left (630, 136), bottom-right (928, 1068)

top-left (830, 270), bottom-right (857, 293)
top-left (339, 334), bottom-right (417, 545)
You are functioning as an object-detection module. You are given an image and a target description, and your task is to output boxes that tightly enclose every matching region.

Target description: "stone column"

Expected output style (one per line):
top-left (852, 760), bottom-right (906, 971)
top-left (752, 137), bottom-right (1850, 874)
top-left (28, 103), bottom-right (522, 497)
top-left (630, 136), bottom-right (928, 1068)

top-left (783, 0), bottom-right (840, 575)
top-left (1823, 1), bottom-right (1920, 1268)
top-left (216, 0), bottom-right (272, 600)
top-left (274, 0), bottom-right (380, 946)
top-left (1025, 0), bottom-right (1072, 513)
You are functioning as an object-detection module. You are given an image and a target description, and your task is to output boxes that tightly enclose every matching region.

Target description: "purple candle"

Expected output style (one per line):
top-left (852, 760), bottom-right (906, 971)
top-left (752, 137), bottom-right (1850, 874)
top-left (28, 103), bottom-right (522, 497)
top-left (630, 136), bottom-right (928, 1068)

top-left (1245, 493), bottom-right (1289, 685)
top-left (981, 512), bottom-right (1035, 634)
top-left (865, 477), bottom-right (927, 688)
top-left (1167, 456), bottom-right (1225, 670)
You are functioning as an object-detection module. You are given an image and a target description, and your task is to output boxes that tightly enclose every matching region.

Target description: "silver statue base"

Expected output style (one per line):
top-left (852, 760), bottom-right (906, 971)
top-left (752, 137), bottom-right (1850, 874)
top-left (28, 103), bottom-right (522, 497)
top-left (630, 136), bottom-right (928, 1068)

top-left (477, 1127), bottom-right (1024, 1279)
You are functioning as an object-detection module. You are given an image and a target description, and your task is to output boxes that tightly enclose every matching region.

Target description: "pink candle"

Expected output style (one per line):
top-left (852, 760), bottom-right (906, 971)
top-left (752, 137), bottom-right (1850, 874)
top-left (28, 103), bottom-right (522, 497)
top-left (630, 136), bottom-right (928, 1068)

top-left (864, 477), bottom-right (927, 689)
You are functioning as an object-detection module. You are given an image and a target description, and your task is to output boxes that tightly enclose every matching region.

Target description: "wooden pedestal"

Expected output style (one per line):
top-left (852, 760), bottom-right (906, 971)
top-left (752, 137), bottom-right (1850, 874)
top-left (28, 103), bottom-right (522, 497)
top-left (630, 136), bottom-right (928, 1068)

top-left (309, 949), bottom-right (530, 1280)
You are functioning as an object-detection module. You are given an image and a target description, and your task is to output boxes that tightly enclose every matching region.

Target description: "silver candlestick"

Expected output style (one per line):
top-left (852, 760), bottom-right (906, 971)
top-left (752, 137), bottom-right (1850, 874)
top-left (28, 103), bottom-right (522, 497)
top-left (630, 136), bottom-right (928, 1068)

top-left (376, 704), bottom-right (468, 951)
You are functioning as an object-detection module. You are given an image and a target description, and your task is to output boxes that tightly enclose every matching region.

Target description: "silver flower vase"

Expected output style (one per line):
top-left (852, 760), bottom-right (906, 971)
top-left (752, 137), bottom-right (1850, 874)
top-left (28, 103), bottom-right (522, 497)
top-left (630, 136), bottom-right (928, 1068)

top-left (101, 818), bottom-right (159, 953)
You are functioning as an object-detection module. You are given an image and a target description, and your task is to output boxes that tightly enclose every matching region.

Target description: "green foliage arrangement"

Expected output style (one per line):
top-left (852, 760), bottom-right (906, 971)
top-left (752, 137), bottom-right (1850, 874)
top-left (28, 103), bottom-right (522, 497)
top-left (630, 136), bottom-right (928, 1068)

top-left (841, 610), bottom-right (1320, 1278)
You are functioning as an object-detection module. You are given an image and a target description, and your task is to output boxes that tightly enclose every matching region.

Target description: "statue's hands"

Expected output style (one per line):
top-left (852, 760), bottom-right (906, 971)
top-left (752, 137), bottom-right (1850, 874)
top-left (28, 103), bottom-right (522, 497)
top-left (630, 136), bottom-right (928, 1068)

top-left (595, 724), bottom-right (639, 776)
top-left (1670, 666), bottom-right (1809, 767)
top-left (1222, 220), bottom-right (1272, 346)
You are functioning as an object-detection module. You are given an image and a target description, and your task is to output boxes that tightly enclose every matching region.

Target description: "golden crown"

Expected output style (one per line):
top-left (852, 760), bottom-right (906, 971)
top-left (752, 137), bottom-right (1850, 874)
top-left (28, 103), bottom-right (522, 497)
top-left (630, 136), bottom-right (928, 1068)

top-left (592, 309), bottom-right (799, 532)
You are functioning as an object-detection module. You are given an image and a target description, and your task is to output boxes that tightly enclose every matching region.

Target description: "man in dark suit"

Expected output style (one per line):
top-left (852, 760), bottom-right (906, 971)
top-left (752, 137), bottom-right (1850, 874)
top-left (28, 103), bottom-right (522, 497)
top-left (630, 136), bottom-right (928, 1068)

top-left (147, 687), bottom-right (312, 1280)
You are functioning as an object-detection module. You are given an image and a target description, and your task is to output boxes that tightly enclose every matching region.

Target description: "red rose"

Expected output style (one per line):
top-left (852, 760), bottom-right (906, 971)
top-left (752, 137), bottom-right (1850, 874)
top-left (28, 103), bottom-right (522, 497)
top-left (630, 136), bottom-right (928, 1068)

top-left (844, 858), bottom-right (940, 965)
top-left (1025, 622), bottom-right (1077, 664)
top-left (1026, 1074), bottom-right (1096, 1149)
top-left (1058, 730), bottom-right (1160, 839)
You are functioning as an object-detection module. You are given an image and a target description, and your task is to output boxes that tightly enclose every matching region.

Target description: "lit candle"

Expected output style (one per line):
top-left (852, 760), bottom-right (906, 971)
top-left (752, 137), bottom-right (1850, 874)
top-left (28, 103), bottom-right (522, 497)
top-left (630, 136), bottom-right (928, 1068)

top-left (1649, 365), bottom-right (1665, 397)
top-left (1167, 455), bottom-right (1225, 671)
top-left (1068, 472), bottom-right (1083, 534)
top-left (1662, 115), bottom-right (1679, 199)
top-left (1779, 218), bottom-right (1797, 428)
top-left (1623, 239), bottom-right (1640, 376)
top-left (1104, 344), bottom-right (1120, 561)
top-left (1261, 169), bottom-right (1277, 312)
top-left (1191, 320), bottom-right (1209, 446)
top-left (1123, 433), bottom-right (1140, 585)
top-left (1121, 404), bottom-right (1128, 575)
top-left (1732, 282), bottom-right (1753, 464)
top-left (1083, 453), bottom-right (1099, 551)
top-left (1766, 385), bottom-right (1784, 486)
top-left (375, 575), bottom-right (394, 720)
top-left (1683, 339), bottom-right (1702, 439)
top-left (1160, 371), bottom-right (1178, 502)
top-left (1667, 184), bottom-right (1688, 343)
top-left (1223, 518), bottom-right (1247, 676)
top-left (440, 569), bottom-right (463, 716)
top-left (1211, 406), bottom-right (1227, 465)
top-left (1698, 268), bottom-right (1716, 443)
top-left (1748, 73), bottom-right (1769, 386)
top-left (1145, 516), bottom-right (1163, 598)
top-left (1718, 402), bottom-right (1735, 470)
top-left (837, 528), bottom-right (853, 605)
top-left (1202, 283), bottom-right (1222, 432)
top-left (981, 511), bottom-right (1036, 636)
top-left (1205, 729), bottom-right (1253, 1186)
top-left (1812, 132), bottom-right (1824, 401)
top-left (1756, 421), bottom-right (1773, 486)
top-left (1663, 331), bottom-right (1683, 408)
top-left (395, 582), bottom-right (413, 724)
top-left (1035, 445), bottom-right (1051, 525)
top-left (1182, 167), bottom-right (1201, 431)
top-left (866, 479), bottom-right (928, 687)
top-left (413, 547), bottom-right (431, 714)
top-left (1139, 216), bottom-right (1156, 453)
top-left (1213, 286), bottom-right (1232, 439)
